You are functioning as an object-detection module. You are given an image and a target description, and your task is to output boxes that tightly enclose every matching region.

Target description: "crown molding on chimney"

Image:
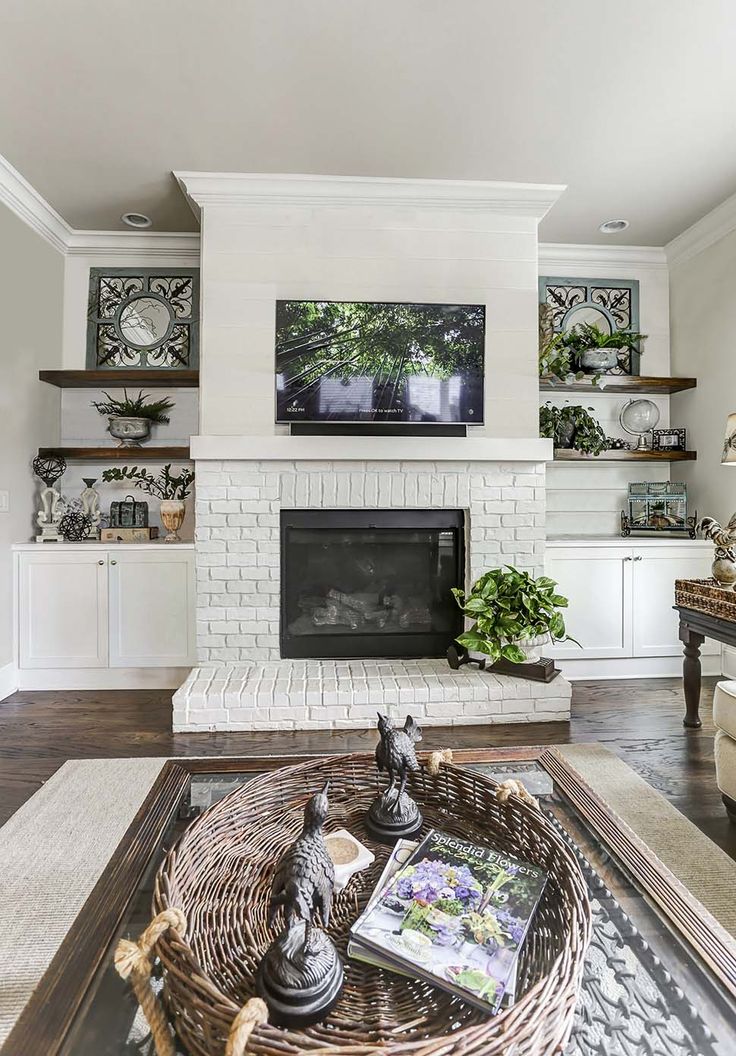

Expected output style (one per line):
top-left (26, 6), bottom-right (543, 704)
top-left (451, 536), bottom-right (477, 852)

top-left (665, 189), bottom-right (736, 267)
top-left (175, 171), bottom-right (567, 221)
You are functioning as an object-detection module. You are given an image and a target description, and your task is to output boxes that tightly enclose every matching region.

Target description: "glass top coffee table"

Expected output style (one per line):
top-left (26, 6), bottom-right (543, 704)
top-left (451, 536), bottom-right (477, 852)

top-left (4, 747), bottom-right (736, 1056)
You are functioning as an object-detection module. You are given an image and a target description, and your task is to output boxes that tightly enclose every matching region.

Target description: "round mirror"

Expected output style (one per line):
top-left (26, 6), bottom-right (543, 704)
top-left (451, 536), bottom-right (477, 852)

top-left (118, 296), bottom-right (172, 348)
top-left (563, 305), bottom-right (612, 334)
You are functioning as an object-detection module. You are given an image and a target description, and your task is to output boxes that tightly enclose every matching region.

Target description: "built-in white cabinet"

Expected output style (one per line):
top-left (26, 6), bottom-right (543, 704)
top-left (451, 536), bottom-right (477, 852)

top-left (545, 539), bottom-right (720, 677)
top-left (14, 543), bottom-right (196, 689)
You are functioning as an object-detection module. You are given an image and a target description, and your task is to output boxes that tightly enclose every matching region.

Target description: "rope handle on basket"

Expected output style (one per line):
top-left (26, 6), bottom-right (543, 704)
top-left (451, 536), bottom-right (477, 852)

top-left (114, 908), bottom-right (187, 1056)
top-left (426, 748), bottom-right (453, 774)
top-left (495, 778), bottom-right (540, 810)
top-left (226, 998), bottom-right (269, 1056)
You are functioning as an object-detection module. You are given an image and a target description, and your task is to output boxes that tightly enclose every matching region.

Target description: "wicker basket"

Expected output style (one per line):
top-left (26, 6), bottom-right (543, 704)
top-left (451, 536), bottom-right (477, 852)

top-left (675, 577), bottom-right (736, 620)
top-left (152, 754), bottom-right (591, 1056)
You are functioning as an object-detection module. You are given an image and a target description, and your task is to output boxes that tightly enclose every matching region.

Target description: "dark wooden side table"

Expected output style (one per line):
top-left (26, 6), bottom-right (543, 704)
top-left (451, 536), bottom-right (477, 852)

top-left (676, 605), bottom-right (734, 728)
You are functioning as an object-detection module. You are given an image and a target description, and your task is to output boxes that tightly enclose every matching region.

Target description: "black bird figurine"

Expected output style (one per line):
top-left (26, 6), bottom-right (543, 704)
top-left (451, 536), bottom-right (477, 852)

top-left (268, 781), bottom-right (334, 950)
top-left (368, 713), bottom-right (424, 843)
top-left (375, 713), bottom-right (422, 810)
top-left (257, 782), bottom-right (344, 1026)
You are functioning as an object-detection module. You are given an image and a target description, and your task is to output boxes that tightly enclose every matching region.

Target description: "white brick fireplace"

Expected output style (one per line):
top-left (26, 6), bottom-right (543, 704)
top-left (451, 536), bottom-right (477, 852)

top-left (171, 174), bottom-right (572, 731)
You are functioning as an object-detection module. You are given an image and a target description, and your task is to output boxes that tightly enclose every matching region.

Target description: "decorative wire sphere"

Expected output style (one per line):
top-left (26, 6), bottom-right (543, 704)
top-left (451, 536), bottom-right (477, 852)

top-left (31, 454), bottom-right (66, 487)
top-left (58, 509), bottom-right (92, 542)
top-left (619, 399), bottom-right (660, 438)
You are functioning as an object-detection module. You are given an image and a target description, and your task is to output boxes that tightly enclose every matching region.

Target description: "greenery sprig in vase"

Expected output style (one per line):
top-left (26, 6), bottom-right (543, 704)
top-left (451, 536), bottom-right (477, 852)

top-left (539, 402), bottom-right (607, 456)
top-left (451, 566), bottom-right (578, 664)
top-left (101, 464), bottom-right (194, 499)
top-left (102, 464), bottom-right (195, 542)
top-left (92, 390), bottom-right (175, 447)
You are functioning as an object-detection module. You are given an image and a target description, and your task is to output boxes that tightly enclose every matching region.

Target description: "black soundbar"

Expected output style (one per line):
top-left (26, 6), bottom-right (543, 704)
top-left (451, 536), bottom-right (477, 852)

top-left (289, 423), bottom-right (467, 437)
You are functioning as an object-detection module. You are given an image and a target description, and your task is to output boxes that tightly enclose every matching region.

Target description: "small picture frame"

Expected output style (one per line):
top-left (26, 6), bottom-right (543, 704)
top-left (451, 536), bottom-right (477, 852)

top-left (652, 428), bottom-right (686, 452)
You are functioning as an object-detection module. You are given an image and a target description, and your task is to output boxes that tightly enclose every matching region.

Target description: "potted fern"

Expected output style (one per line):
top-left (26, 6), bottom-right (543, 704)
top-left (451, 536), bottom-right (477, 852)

top-left (92, 390), bottom-right (175, 447)
top-left (561, 323), bottom-right (647, 375)
top-left (539, 402), bottom-right (607, 456)
top-left (451, 566), bottom-right (577, 664)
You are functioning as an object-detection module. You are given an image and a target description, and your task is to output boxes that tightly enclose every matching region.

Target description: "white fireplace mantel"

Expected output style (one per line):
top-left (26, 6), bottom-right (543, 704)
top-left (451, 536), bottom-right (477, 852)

top-left (190, 435), bottom-right (553, 462)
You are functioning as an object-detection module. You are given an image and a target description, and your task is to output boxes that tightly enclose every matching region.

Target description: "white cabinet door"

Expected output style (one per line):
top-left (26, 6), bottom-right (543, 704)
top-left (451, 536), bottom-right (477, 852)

top-left (18, 551), bottom-right (108, 669)
top-left (108, 550), bottom-right (196, 667)
top-left (545, 547), bottom-right (631, 658)
top-left (631, 547), bottom-right (719, 657)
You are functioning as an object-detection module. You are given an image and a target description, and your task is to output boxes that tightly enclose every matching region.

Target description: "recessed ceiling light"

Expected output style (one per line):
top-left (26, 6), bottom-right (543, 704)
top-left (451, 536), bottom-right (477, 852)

top-left (121, 212), bottom-right (153, 229)
top-left (599, 219), bottom-right (629, 234)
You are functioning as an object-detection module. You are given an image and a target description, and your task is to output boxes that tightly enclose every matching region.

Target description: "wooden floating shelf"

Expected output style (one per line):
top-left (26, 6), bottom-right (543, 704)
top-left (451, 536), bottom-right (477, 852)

top-left (39, 369), bottom-right (199, 388)
top-left (38, 446), bottom-right (191, 462)
top-left (540, 375), bottom-right (697, 395)
top-left (554, 449), bottom-right (697, 462)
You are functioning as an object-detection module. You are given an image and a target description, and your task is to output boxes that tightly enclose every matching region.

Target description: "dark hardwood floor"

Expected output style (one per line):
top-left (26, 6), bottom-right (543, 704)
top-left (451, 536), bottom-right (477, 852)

top-left (1, 677), bottom-right (733, 859)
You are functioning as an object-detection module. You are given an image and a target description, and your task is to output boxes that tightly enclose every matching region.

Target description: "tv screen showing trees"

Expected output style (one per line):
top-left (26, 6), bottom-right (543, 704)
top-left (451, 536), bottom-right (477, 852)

top-left (275, 300), bottom-right (485, 424)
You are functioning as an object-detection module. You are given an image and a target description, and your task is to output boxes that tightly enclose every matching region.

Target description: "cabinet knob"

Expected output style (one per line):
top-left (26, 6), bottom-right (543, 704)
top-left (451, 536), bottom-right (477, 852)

top-left (110, 559), bottom-right (117, 565)
top-left (98, 559), bottom-right (104, 565)
top-left (623, 556), bottom-right (632, 561)
top-left (634, 555), bottom-right (643, 561)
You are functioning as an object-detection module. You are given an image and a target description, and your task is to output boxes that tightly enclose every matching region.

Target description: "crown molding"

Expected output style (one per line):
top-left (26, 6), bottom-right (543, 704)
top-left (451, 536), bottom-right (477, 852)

top-left (0, 151), bottom-right (200, 260)
top-left (0, 152), bottom-right (72, 254)
top-left (665, 190), bottom-right (736, 267)
top-left (539, 242), bottom-right (667, 272)
top-left (64, 229), bottom-right (200, 260)
top-left (175, 172), bottom-right (567, 220)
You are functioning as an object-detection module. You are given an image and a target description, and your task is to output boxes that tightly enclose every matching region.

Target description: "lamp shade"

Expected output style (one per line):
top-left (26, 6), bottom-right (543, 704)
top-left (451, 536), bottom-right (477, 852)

top-left (723, 413), bottom-right (736, 464)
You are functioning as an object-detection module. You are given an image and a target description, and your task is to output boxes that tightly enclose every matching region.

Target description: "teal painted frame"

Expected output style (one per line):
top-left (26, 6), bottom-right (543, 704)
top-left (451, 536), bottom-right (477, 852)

top-left (539, 275), bottom-right (641, 375)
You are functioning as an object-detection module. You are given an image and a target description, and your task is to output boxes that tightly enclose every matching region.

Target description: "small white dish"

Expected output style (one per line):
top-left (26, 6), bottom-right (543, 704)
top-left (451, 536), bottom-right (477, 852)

top-left (324, 829), bottom-right (375, 892)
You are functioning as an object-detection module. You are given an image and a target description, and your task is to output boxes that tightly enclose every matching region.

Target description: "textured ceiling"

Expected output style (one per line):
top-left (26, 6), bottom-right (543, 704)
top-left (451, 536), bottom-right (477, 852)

top-left (1, 0), bottom-right (736, 243)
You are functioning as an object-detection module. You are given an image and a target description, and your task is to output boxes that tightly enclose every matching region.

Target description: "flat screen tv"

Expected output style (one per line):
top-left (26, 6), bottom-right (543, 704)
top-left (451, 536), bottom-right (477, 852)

top-left (275, 300), bottom-right (485, 424)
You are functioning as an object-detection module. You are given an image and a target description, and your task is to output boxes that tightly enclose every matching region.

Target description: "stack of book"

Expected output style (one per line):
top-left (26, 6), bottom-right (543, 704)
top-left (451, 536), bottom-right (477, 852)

top-left (349, 829), bottom-right (546, 1014)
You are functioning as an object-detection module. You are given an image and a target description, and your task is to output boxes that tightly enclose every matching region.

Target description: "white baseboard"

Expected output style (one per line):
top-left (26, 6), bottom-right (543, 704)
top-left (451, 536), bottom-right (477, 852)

top-left (15, 667), bottom-right (191, 691)
top-left (557, 654), bottom-right (722, 681)
top-left (0, 662), bottom-right (18, 701)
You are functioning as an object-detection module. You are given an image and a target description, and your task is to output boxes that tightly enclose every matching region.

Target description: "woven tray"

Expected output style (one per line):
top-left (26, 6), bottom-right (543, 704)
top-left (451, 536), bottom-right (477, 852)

top-left (675, 578), bottom-right (736, 620)
top-left (151, 754), bottom-right (591, 1056)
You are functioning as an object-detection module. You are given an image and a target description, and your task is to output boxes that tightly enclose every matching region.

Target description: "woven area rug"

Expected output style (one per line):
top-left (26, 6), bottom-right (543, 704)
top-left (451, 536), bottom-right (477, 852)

top-left (1, 743), bottom-right (735, 1048)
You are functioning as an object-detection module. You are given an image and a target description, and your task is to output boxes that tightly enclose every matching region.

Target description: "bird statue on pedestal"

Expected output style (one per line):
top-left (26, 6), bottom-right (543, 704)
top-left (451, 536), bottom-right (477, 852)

top-left (259, 782), bottom-right (343, 1025)
top-left (368, 714), bottom-right (424, 842)
top-left (375, 714), bottom-right (422, 811)
top-left (698, 515), bottom-right (736, 589)
top-left (269, 782), bottom-right (334, 956)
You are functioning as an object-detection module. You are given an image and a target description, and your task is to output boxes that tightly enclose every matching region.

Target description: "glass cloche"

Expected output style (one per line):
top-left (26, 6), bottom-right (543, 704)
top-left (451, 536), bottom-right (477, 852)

top-left (619, 399), bottom-right (660, 450)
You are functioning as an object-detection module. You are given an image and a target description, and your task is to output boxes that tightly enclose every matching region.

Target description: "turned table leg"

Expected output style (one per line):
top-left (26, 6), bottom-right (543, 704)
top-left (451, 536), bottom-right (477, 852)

top-left (680, 625), bottom-right (705, 729)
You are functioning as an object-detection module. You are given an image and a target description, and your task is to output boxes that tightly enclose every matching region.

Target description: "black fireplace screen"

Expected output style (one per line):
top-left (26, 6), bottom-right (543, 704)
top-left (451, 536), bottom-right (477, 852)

top-left (280, 510), bottom-right (465, 658)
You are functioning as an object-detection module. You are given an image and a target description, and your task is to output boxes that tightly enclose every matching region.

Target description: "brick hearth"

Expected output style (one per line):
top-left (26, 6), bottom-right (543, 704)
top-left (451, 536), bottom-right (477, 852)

top-left (173, 659), bottom-right (571, 732)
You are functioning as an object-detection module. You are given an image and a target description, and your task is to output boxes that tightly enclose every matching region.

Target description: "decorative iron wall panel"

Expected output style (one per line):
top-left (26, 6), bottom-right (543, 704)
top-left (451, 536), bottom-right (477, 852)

top-left (539, 276), bottom-right (640, 375)
top-left (86, 267), bottom-right (199, 369)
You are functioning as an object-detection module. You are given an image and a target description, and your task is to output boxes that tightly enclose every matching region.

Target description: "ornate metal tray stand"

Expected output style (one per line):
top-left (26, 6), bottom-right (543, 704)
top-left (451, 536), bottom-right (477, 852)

top-left (366, 714), bottom-right (424, 842)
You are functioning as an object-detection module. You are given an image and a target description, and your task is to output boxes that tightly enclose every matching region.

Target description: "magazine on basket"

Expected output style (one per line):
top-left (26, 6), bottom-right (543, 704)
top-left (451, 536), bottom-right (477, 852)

top-left (348, 839), bottom-right (518, 1004)
top-left (349, 829), bottom-right (546, 1014)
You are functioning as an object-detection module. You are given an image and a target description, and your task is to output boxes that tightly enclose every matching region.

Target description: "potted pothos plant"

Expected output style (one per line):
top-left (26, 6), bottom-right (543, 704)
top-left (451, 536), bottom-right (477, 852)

top-left (539, 402), bottom-right (608, 456)
top-left (561, 323), bottom-right (647, 376)
top-left (92, 390), bottom-right (175, 447)
top-left (452, 566), bottom-right (578, 664)
top-left (101, 464), bottom-right (194, 542)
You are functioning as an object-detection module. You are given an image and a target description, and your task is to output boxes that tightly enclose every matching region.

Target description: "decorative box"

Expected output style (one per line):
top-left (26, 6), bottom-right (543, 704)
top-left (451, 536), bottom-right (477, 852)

top-left (100, 527), bottom-right (159, 543)
top-left (109, 494), bottom-right (149, 529)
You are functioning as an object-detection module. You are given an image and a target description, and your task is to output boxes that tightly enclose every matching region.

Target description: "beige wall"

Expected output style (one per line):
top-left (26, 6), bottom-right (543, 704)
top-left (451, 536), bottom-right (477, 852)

top-left (0, 203), bottom-right (64, 670)
top-left (670, 229), bottom-right (736, 524)
top-left (198, 203), bottom-right (541, 438)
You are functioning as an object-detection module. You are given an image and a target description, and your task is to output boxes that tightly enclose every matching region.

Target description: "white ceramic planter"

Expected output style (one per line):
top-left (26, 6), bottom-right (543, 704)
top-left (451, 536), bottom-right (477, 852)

top-left (108, 416), bottom-right (152, 447)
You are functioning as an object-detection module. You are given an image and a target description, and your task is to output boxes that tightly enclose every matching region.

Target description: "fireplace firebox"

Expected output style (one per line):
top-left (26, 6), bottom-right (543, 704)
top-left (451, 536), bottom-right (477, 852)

top-left (280, 509), bottom-right (465, 659)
